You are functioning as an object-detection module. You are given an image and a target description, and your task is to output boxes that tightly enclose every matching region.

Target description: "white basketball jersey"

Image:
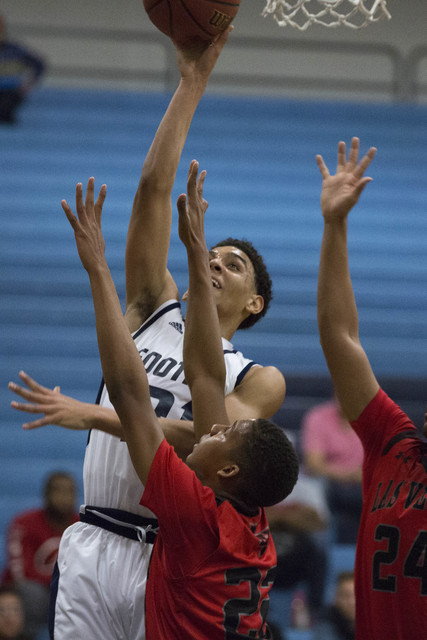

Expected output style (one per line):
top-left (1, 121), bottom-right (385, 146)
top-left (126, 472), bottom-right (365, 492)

top-left (83, 300), bottom-right (257, 516)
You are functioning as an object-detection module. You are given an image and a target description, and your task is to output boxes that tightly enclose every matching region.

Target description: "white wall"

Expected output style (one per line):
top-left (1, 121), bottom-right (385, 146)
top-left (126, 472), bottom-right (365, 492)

top-left (2, 0), bottom-right (427, 101)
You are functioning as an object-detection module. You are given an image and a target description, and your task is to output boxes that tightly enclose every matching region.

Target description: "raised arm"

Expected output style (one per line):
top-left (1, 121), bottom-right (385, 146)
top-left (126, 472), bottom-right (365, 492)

top-left (178, 160), bottom-right (229, 439)
top-left (61, 178), bottom-right (163, 484)
top-left (316, 137), bottom-right (379, 422)
top-left (125, 30), bottom-right (232, 331)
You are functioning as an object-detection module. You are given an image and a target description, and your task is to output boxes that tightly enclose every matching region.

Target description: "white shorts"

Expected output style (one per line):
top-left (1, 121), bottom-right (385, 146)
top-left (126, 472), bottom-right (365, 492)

top-left (51, 521), bottom-right (153, 640)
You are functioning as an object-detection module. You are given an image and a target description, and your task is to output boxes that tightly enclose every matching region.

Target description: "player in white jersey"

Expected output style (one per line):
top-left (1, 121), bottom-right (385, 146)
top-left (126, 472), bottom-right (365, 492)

top-left (9, 31), bottom-right (286, 640)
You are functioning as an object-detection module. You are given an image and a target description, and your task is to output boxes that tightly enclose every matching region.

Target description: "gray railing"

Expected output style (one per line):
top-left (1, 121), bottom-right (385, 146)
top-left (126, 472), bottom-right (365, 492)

top-left (8, 23), bottom-right (426, 102)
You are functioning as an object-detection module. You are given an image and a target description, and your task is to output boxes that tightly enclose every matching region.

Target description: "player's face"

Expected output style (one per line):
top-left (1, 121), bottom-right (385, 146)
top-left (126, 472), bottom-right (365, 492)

top-left (423, 409), bottom-right (427, 437)
top-left (209, 246), bottom-right (258, 320)
top-left (186, 419), bottom-right (254, 481)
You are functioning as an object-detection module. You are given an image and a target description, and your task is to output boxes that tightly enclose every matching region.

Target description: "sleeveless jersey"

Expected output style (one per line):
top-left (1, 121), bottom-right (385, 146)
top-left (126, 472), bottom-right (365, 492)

top-left (142, 439), bottom-right (276, 640)
top-left (83, 300), bottom-right (257, 516)
top-left (351, 388), bottom-right (427, 640)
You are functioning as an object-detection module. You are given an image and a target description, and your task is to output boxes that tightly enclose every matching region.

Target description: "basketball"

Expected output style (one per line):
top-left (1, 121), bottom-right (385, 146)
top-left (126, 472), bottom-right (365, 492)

top-left (143, 0), bottom-right (241, 48)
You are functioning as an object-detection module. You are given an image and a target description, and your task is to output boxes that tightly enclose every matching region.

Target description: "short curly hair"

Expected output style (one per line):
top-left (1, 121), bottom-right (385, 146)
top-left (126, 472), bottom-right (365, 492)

top-left (232, 419), bottom-right (299, 507)
top-left (212, 238), bottom-right (272, 330)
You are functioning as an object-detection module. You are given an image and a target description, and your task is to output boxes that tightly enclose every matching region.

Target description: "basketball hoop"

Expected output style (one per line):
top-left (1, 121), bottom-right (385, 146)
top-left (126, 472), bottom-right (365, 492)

top-left (262, 0), bottom-right (391, 30)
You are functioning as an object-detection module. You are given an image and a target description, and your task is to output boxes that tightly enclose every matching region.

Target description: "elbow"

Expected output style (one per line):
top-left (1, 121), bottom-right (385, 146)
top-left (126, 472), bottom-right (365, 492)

top-left (137, 169), bottom-right (170, 197)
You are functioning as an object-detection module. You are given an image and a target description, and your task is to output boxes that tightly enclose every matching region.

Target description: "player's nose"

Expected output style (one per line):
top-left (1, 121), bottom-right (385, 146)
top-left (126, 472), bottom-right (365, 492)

top-left (210, 255), bottom-right (223, 272)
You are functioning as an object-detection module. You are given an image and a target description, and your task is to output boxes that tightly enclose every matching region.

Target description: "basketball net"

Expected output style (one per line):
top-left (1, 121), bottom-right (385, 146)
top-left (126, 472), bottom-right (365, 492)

top-left (262, 0), bottom-right (391, 30)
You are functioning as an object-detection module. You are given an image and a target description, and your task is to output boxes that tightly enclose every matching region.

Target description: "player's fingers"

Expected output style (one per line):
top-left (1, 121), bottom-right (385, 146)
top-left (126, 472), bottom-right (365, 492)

top-left (75, 182), bottom-right (88, 223)
top-left (18, 370), bottom-right (50, 393)
top-left (196, 170), bottom-right (207, 199)
top-left (94, 184), bottom-right (107, 223)
top-left (22, 417), bottom-right (52, 430)
top-left (176, 193), bottom-right (187, 217)
top-left (8, 382), bottom-right (41, 402)
top-left (315, 155), bottom-right (330, 179)
top-left (214, 24), bottom-right (234, 46)
top-left (11, 399), bottom-right (44, 414)
top-left (355, 147), bottom-right (377, 179)
top-left (354, 177), bottom-right (373, 200)
top-left (187, 160), bottom-right (199, 189)
top-left (336, 141), bottom-right (346, 171)
top-left (347, 137), bottom-right (360, 170)
top-left (61, 198), bottom-right (78, 230)
top-left (85, 177), bottom-right (95, 212)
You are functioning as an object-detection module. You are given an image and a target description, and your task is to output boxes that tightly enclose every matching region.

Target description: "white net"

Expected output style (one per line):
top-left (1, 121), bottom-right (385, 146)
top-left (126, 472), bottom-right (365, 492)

top-left (262, 0), bottom-right (391, 30)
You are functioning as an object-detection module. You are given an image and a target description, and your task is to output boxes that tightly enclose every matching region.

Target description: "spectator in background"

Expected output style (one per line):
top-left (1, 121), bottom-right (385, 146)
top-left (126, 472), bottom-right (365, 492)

top-left (312, 571), bottom-right (355, 640)
top-left (266, 433), bottom-right (329, 632)
top-left (0, 15), bottom-right (45, 124)
top-left (301, 396), bottom-right (363, 543)
top-left (1, 473), bottom-right (78, 640)
top-left (0, 586), bottom-right (25, 640)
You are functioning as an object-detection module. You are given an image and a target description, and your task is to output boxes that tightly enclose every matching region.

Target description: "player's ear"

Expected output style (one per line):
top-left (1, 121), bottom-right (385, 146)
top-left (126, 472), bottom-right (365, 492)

top-left (182, 289), bottom-right (189, 301)
top-left (217, 463), bottom-right (239, 479)
top-left (245, 294), bottom-right (264, 317)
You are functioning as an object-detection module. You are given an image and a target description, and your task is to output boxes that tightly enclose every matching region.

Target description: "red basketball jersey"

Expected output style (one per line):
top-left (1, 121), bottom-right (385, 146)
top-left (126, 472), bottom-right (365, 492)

top-left (351, 389), bottom-right (427, 640)
top-left (141, 439), bottom-right (276, 640)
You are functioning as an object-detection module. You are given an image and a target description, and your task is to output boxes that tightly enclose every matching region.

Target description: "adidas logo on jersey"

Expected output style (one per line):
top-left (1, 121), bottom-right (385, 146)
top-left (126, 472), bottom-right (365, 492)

top-left (169, 322), bottom-right (183, 334)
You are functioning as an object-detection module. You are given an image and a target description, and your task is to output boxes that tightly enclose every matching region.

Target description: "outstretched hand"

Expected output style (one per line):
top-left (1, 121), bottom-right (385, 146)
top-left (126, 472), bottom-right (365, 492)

top-left (61, 178), bottom-right (107, 272)
top-left (9, 371), bottom-right (88, 430)
top-left (176, 26), bottom-right (233, 83)
top-left (316, 137), bottom-right (376, 222)
top-left (177, 159), bottom-right (208, 251)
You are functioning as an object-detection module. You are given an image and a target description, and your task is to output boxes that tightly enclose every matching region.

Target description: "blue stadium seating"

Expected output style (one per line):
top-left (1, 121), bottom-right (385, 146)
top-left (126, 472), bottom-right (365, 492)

top-left (1, 88), bottom-right (427, 610)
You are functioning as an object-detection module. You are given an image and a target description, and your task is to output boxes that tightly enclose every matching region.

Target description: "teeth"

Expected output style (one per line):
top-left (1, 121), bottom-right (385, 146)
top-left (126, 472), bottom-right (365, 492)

top-left (212, 279), bottom-right (220, 289)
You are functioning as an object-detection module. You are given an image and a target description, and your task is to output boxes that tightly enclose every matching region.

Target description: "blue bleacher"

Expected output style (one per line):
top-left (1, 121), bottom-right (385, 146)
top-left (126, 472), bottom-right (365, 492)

top-left (1, 88), bottom-right (427, 637)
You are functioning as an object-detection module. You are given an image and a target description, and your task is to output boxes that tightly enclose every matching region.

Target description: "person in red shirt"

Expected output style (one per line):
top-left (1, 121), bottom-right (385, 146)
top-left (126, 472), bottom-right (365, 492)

top-left (1, 472), bottom-right (78, 639)
top-left (59, 164), bottom-right (299, 640)
top-left (316, 137), bottom-right (427, 640)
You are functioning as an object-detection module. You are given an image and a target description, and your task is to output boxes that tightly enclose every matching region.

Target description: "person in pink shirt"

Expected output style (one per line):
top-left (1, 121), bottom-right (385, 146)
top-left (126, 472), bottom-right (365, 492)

top-left (301, 397), bottom-right (363, 543)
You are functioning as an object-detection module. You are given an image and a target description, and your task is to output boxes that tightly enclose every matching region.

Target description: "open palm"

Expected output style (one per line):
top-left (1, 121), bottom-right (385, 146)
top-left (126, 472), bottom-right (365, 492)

top-left (316, 137), bottom-right (376, 221)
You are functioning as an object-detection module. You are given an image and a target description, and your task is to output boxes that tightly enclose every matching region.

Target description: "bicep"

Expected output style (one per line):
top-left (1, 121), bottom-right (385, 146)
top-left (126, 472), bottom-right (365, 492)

top-left (225, 366), bottom-right (286, 422)
top-left (321, 333), bottom-right (379, 422)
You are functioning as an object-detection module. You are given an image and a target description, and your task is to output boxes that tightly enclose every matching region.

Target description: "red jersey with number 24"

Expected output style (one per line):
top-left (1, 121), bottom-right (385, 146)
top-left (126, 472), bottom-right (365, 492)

top-left (141, 439), bottom-right (276, 640)
top-left (351, 388), bottom-right (427, 640)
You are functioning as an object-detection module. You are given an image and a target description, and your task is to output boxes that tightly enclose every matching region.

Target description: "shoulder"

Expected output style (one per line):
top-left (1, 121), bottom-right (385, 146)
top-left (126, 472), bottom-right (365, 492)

top-left (352, 388), bottom-right (416, 452)
top-left (232, 365), bottom-right (286, 418)
top-left (241, 365), bottom-right (285, 392)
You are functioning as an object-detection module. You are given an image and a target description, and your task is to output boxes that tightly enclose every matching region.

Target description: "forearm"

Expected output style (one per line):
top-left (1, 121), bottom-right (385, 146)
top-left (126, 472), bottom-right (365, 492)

top-left (138, 77), bottom-right (207, 192)
top-left (317, 219), bottom-right (359, 348)
top-left (184, 244), bottom-right (225, 386)
top-left (88, 264), bottom-right (152, 420)
top-left (184, 244), bottom-right (227, 439)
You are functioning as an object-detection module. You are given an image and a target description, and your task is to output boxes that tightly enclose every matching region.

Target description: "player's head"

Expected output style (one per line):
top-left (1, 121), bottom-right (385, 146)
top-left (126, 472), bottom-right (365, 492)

top-left (209, 238), bottom-right (272, 330)
top-left (44, 471), bottom-right (77, 518)
top-left (186, 418), bottom-right (299, 508)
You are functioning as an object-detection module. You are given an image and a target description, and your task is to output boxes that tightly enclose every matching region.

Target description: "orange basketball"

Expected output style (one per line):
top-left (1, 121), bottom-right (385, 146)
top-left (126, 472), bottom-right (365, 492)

top-left (143, 0), bottom-right (241, 47)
